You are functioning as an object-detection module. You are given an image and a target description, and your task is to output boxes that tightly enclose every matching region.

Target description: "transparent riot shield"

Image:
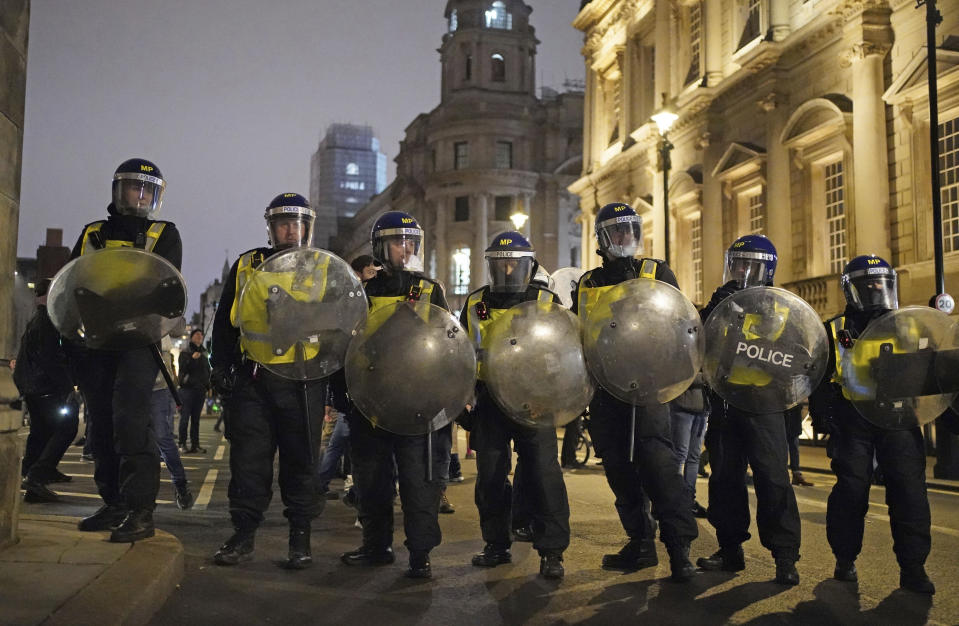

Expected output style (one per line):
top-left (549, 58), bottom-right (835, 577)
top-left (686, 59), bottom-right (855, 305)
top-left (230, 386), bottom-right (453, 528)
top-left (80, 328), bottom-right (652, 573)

top-left (703, 287), bottom-right (828, 414)
top-left (484, 300), bottom-right (595, 428)
top-left (582, 278), bottom-right (703, 406)
top-left (236, 248), bottom-right (367, 381)
top-left (47, 248), bottom-right (187, 350)
top-left (550, 267), bottom-right (586, 309)
top-left (844, 306), bottom-right (956, 429)
top-left (345, 301), bottom-right (476, 435)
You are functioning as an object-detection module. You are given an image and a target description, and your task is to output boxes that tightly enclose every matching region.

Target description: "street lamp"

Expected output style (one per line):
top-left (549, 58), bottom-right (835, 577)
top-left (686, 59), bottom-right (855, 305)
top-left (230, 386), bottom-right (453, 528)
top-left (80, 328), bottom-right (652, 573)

top-left (651, 104), bottom-right (678, 265)
top-left (509, 209), bottom-right (529, 232)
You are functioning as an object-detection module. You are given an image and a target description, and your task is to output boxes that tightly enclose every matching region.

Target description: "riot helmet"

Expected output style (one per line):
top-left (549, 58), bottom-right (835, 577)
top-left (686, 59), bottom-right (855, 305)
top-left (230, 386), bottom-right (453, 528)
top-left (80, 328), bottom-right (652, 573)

top-left (595, 203), bottom-right (642, 259)
top-left (112, 158), bottom-right (166, 218)
top-left (723, 234), bottom-right (777, 288)
top-left (265, 193), bottom-right (315, 250)
top-left (486, 231), bottom-right (536, 293)
top-left (371, 211), bottom-right (424, 272)
top-left (841, 255), bottom-right (898, 312)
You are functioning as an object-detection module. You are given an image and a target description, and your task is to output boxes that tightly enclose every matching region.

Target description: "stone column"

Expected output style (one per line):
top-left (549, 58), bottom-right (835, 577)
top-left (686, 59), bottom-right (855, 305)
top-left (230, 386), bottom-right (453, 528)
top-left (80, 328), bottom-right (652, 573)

top-left (654, 0), bottom-right (672, 103)
top-left (0, 0), bottom-right (29, 550)
top-left (769, 0), bottom-right (790, 42)
top-left (471, 192), bottom-right (489, 290)
top-left (615, 45), bottom-right (627, 143)
top-left (762, 92), bottom-right (793, 284)
top-left (702, 133), bottom-right (725, 291)
top-left (847, 42), bottom-right (892, 259)
top-left (704, 0), bottom-right (722, 87)
top-left (584, 65), bottom-right (597, 170)
top-left (434, 197), bottom-right (449, 286)
top-left (521, 192), bottom-right (532, 240)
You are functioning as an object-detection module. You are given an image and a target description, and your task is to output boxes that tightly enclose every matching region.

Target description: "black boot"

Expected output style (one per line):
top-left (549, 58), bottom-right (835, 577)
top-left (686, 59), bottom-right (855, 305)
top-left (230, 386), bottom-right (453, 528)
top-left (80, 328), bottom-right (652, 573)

top-left (539, 553), bottom-right (565, 580)
top-left (110, 509), bottom-right (155, 543)
top-left (900, 565), bottom-right (935, 594)
top-left (471, 544), bottom-right (512, 567)
top-left (78, 504), bottom-right (128, 532)
top-left (697, 546), bottom-right (745, 572)
top-left (21, 477), bottom-right (59, 503)
top-left (214, 528), bottom-right (256, 566)
top-left (174, 482), bottom-right (194, 510)
top-left (834, 559), bottom-right (857, 582)
top-left (341, 545), bottom-right (395, 566)
top-left (774, 558), bottom-right (800, 586)
top-left (667, 543), bottom-right (695, 582)
top-left (286, 526), bottom-right (312, 570)
top-left (406, 551), bottom-right (432, 579)
top-left (602, 538), bottom-right (658, 571)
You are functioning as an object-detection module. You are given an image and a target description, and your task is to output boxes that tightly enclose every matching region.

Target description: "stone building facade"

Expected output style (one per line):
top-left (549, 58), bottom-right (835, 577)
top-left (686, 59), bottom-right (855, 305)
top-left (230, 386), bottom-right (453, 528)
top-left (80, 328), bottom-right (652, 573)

top-left (571, 0), bottom-right (959, 314)
top-left (332, 0), bottom-right (584, 312)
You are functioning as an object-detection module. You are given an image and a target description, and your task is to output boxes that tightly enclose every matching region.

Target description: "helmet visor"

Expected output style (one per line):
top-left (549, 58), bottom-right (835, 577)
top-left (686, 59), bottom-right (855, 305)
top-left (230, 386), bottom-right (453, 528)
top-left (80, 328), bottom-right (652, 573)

top-left (376, 234), bottom-right (424, 272)
top-left (268, 214), bottom-right (314, 249)
top-left (723, 254), bottom-right (769, 288)
top-left (844, 274), bottom-right (898, 311)
top-left (487, 254), bottom-right (534, 293)
top-left (597, 219), bottom-right (642, 258)
top-left (112, 174), bottom-right (165, 217)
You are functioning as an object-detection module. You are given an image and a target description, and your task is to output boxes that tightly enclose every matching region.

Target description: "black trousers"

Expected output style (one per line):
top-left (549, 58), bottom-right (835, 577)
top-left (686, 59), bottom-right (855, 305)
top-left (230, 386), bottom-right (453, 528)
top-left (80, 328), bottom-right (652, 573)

top-left (560, 416), bottom-right (582, 466)
top-left (590, 389), bottom-right (698, 548)
top-left (473, 394), bottom-right (570, 555)
top-left (22, 390), bottom-right (78, 482)
top-left (225, 366), bottom-right (325, 529)
top-left (705, 408), bottom-right (801, 560)
top-left (827, 409), bottom-right (931, 568)
top-left (348, 412), bottom-right (443, 554)
top-left (178, 387), bottom-right (206, 447)
top-left (78, 348), bottom-right (160, 511)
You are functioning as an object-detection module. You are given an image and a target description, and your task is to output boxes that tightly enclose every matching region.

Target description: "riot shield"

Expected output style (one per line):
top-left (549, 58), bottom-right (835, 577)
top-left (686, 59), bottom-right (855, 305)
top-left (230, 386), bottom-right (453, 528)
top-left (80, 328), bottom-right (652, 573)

top-left (236, 248), bottom-right (367, 381)
top-left (345, 301), bottom-right (476, 435)
top-left (484, 300), bottom-right (595, 428)
top-left (550, 267), bottom-right (586, 309)
top-left (48, 248), bottom-right (187, 350)
top-left (703, 287), bottom-right (827, 414)
top-left (844, 306), bottom-right (956, 429)
top-left (581, 278), bottom-right (703, 406)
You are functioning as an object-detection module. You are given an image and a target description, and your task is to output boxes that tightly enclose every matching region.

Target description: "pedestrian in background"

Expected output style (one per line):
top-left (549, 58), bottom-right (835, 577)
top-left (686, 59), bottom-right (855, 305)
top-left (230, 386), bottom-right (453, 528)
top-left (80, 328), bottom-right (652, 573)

top-left (178, 329), bottom-right (211, 454)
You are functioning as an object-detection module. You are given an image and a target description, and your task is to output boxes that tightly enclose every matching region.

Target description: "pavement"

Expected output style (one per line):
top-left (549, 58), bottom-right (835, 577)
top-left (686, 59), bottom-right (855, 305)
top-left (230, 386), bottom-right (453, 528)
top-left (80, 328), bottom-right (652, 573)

top-left (1, 434), bottom-right (957, 626)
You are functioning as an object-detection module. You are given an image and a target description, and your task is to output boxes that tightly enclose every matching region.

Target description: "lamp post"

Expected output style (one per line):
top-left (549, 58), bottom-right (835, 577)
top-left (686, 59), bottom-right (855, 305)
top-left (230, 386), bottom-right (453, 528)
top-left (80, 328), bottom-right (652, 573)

top-left (510, 208), bottom-right (529, 234)
top-left (651, 106), bottom-right (678, 265)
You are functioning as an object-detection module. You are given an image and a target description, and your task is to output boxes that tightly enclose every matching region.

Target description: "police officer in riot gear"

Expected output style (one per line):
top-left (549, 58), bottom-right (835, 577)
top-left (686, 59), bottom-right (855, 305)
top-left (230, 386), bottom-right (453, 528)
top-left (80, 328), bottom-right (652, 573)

top-left (572, 203), bottom-right (698, 582)
top-left (71, 158), bottom-right (182, 542)
top-left (210, 193), bottom-right (326, 569)
top-left (461, 232), bottom-right (570, 579)
top-left (340, 211), bottom-right (452, 579)
top-left (698, 234), bottom-right (802, 585)
top-left (808, 255), bottom-right (935, 593)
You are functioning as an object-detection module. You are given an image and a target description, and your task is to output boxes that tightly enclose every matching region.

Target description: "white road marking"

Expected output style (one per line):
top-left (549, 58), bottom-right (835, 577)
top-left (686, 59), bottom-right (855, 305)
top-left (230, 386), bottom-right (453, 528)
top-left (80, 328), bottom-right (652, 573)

top-left (214, 444), bottom-right (226, 461)
top-left (194, 468), bottom-right (218, 511)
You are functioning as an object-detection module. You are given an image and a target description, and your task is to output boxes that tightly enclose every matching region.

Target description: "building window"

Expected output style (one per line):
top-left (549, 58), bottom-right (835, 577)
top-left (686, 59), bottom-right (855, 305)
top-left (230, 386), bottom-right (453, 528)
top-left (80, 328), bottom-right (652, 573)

top-left (455, 196), bottom-right (470, 222)
top-left (737, 0), bottom-right (762, 51)
top-left (485, 1), bottom-right (512, 30)
top-left (747, 192), bottom-right (764, 234)
top-left (825, 160), bottom-right (847, 273)
top-left (449, 9), bottom-right (458, 32)
top-left (454, 142), bottom-right (469, 169)
top-left (685, 2), bottom-right (703, 86)
top-left (465, 54), bottom-right (472, 81)
top-left (495, 141), bottom-right (513, 169)
top-left (451, 247), bottom-right (471, 295)
top-left (346, 162), bottom-right (359, 176)
top-left (494, 195), bottom-right (512, 221)
top-left (491, 53), bottom-right (506, 82)
top-left (940, 116), bottom-right (959, 253)
top-left (691, 214), bottom-right (703, 304)
top-left (430, 149), bottom-right (437, 173)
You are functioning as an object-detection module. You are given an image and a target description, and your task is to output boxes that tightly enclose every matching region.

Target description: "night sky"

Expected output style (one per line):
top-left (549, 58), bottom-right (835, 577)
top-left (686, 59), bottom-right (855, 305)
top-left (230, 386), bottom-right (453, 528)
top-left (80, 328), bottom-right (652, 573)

top-left (18, 0), bottom-right (585, 315)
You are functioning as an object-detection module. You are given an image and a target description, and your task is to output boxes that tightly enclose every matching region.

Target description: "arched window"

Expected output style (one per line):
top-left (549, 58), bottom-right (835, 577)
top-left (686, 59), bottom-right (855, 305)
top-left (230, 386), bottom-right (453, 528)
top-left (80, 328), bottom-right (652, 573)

top-left (345, 162), bottom-right (359, 176)
top-left (465, 54), bottom-right (472, 81)
top-left (451, 247), bottom-right (471, 295)
top-left (491, 53), bottom-right (506, 82)
top-left (485, 1), bottom-right (512, 30)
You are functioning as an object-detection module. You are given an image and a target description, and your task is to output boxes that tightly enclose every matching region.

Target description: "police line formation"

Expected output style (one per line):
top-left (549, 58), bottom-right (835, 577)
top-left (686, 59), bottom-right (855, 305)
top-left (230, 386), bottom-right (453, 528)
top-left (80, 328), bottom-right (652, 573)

top-left (40, 157), bottom-right (959, 592)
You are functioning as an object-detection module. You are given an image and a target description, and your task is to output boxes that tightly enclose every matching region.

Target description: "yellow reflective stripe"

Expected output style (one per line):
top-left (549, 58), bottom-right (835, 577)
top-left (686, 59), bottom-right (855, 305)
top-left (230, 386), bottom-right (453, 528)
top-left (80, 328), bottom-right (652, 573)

top-left (639, 259), bottom-right (658, 279)
top-left (144, 222), bottom-right (166, 253)
top-left (537, 289), bottom-right (553, 303)
top-left (229, 251), bottom-right (265, 327)
top-left (466, 290), bottom-right (485, 348)
top-left (830, 318), bottom-right (845, 387)
top-left (79, 221), bottom-right (166, 255)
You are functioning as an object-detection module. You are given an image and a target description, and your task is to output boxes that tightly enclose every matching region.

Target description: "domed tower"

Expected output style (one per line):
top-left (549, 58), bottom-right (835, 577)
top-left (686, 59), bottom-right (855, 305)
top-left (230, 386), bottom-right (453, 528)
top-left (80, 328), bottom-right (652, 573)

top-left (440, 0), bottom-right (538, 102)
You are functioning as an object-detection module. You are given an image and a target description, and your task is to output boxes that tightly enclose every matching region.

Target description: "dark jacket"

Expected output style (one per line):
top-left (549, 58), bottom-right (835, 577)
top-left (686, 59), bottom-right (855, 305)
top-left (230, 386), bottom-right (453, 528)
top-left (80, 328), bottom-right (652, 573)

top-left (178, 342), bottom-right (212, 390)
top-left (671, 372), bottom-right (707, 413)
top-left (13, 305), bottom-right (73, 396)
top-left (70, 209), bottom-right (182, 268)
top-left (571, 256), bottom-right (679, 316)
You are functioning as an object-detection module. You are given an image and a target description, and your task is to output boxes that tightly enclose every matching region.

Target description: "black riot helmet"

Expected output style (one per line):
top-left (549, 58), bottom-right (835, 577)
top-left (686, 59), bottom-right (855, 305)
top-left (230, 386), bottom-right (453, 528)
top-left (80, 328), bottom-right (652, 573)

top-left (485, 231), bottom-right (537, 293)
top-left (595, 203), bottom-right (642, 259)
top-left (265, 193), bottom-right (316, 249)
top-left (112, 158), bottom-right (166, 218)
top-left (841, 255), bottom-right (898, 312)
top-left (370, 211), bottom-right (425, 272)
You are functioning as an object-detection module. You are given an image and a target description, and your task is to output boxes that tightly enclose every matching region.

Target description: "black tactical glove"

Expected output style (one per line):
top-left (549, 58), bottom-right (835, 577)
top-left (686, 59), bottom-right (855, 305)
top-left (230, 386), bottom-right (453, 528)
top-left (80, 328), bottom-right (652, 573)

top-left (710, 280), bottom-right (740, 308)
top-left (211, 366), bottom-right (236, 399)
top-left (808, 383), bottom-right (842, 437)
